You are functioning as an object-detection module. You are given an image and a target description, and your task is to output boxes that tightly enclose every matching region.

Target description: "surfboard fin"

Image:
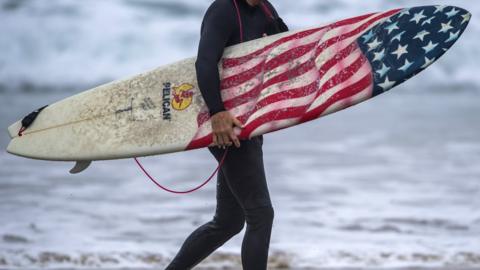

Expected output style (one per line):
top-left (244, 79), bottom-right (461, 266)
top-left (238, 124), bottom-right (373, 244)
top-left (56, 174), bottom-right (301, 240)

top-left (70, 161), bottom-right (92, 174)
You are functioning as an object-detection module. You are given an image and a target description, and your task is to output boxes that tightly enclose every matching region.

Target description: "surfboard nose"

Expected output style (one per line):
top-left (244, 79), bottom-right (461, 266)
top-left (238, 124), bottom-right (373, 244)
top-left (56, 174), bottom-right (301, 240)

top-left (447, 6), bottom-right (472, 27)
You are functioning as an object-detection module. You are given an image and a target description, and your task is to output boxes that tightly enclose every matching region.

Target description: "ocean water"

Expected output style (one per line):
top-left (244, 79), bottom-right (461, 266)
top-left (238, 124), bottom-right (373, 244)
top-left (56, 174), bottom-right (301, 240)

top-left (1, 0), bottom-right (479, 269)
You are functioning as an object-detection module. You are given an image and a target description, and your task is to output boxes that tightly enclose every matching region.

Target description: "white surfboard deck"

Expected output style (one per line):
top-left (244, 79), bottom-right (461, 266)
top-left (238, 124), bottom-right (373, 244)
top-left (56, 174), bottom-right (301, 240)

top-left (6, 5), bottom-right (471, 174)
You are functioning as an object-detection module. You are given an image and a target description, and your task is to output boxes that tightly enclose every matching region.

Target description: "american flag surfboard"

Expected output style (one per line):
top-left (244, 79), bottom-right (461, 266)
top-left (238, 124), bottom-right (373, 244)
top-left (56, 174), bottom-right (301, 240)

top-left (186, 5), bottom-right (471, 150)
top-left (7, 5), bottom-right (471, 167)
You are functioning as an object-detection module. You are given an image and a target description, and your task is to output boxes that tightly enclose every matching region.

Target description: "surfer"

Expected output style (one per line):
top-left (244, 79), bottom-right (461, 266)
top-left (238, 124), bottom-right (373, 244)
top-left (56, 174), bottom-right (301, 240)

top-left (165, 0), bottom-right (288, 269)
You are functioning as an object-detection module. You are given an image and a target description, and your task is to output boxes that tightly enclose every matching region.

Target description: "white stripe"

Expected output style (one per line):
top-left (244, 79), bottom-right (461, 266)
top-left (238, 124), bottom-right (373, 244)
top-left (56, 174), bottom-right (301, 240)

top-left (263, 46), bottom-right (317, 82)
top-left (318, 48), bottom-right (363, 90)
top-left (245, 91), bottom-right (317, 125)
top-left (307, 60), bottom-right (372, 112)
top-left (316, 35), bottom-right (361, 68)
top-left (321, 84), bottom-right (373, 116)
top-left (261, 68), bottom-right (319, 102)
top-left (250, 118), bottom-right (300, 138)
top-left (193, 120), bottom-right (212, 140)
top-left (222, 29), bottom-right (328, 78)
top-left (315, 15), bottom-right (391, 68)
top-left (320, 13), bottom-right (380, 41)
top-left (221, 76), bottom-right (263, 101)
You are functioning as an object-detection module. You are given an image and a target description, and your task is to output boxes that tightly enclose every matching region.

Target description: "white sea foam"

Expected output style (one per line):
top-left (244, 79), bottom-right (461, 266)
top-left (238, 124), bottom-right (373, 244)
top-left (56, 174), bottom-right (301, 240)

top-left (0, 0), bottom-right (479, 92)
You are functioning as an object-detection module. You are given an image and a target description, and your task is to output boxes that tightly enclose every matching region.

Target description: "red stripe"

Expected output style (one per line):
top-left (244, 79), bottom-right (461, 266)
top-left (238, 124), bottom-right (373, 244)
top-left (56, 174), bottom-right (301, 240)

top-left (226, 44), bottom-right (364, 121)
top-left (239, 107), bottom-right (306, 137)
top-left (221, 9), bottom-right (397, 95)
top-left (318, 52), bottom-right (367, 96)
top-left (195, 110), bottom-right (210, 128)
top-left (211, 17), bottom-right (378, 129)
top-left (223, 58), bottom-right (315, 108)
top-left (186, 134), bottom-right (213, 150)
top-left (221, 41), bottom-right (317, 90)
top-left (222, 12), bottom-right (377, 68)
top-left (255, 80), bottom-right (318, 110)
top-left (301, 73), bottom-right (373, 123)
top-left (222, 40), bottom-right (359, 109)
top-left (227, 80), bottom-right (318, 125)
top-left (220, 61), bottom-right (264, 90)
top-left (222, 28), bottom-right (323, 69)
top-left (238, 53), bottom-right (368, 133)
top-left (197, 50), bottom-right (365, 135)
top-left (318, 42), bottom-right (358, 76)
top-left (241, 73), bottom-right (373, 137)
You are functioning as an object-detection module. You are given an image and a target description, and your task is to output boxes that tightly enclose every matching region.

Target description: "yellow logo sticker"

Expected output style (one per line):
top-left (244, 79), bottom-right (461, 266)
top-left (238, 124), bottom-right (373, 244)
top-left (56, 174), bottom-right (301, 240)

top-left (172, 83), bottom-right (194, 111)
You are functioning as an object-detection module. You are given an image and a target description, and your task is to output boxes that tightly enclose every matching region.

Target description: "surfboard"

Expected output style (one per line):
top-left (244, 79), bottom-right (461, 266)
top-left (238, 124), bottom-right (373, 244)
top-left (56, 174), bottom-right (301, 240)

top-left (6, 5), bottom-right (471, 173)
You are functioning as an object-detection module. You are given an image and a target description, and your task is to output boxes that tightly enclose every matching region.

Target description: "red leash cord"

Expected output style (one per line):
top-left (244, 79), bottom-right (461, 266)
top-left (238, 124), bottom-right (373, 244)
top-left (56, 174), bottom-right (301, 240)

top-left (134, 0), bottom-right (273, 194)
top-left (134, 147), bottom-right (229, 194)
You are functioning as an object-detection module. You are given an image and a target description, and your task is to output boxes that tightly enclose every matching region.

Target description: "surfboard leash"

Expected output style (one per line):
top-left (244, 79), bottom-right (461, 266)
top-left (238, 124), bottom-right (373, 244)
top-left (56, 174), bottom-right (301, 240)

top-left (134, 147), bottom-right (229, 194)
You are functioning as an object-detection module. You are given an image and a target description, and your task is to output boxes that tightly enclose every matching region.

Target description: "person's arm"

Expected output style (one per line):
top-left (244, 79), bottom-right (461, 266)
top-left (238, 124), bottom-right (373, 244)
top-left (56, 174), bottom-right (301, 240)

top-left (195, 1), bottom-right (234, 116)
top-left (195, 1), bottom-right (242, 148)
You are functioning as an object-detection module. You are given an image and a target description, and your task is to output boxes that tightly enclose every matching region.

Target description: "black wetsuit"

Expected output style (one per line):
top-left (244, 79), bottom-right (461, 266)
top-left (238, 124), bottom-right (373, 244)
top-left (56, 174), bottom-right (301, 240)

top-left (166, 0), bottom-right (288, 269)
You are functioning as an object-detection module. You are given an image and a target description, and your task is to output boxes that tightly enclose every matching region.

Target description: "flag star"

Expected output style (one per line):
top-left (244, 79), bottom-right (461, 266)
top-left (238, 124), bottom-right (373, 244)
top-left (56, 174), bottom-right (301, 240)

top-left (392, 31), bottom-right (406, 42)
top-left (414, 30), bottom-right (430, 41)
top-left (446, 8), bottom-right (460, 18)
top-left (398, 59), bottom-right (413, 72)
top-left (362, 30), bottom-right (375, 42)
top-left (410, 10), bottom-right (427, 24)
top-left (434, 5), bottom-right (447, 14)
top-left (445, 30), bottom-right (460, 42)
top-left (376, 64), bottom-right (391, 78)
top-left (439, 20), bottom-right (454, 33)
top-left (391, 44), bottom-right (409, 59)
top-left (461, 13), bottom-right (472, 24)
top-left (423, 41), bottom-right (439, 54)
top-left (421, 57), bottom-right (436, 69)
top-left (385, 22), bottom-right (399, 34)
top-left (421, 16), bottom-right (435, 26)
top-left (398, 9), bottom-right (410, 18)
top-left (373, 49), bottom-right (386, 62)
top-left (368, 38), bottom-right (382, 51)
top-left (378, 77), bottom-right (396, 91)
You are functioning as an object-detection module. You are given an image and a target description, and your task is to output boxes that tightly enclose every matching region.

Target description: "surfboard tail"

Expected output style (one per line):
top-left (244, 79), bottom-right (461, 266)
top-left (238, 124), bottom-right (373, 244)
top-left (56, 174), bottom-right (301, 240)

top-left (7, 121), bottom-right (21, 139)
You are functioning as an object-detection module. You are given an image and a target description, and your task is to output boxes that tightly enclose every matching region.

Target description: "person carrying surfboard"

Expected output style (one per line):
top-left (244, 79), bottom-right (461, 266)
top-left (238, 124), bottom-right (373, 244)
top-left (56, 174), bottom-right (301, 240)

top-left (165, 0), bottom-right (288, 269)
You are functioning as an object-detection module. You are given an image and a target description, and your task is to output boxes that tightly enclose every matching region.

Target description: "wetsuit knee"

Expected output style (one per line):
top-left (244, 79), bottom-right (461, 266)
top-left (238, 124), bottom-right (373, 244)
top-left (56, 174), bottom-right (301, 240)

top-left (213, 215), bottom-right (245, 237)
top-left (244, 206), bottom-right (274, 229)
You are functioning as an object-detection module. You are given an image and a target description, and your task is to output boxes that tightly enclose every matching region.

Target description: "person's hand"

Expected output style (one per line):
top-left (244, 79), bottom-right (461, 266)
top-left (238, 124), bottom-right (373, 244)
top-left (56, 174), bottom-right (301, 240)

top-left (210, 111), bottom-right (243, 148)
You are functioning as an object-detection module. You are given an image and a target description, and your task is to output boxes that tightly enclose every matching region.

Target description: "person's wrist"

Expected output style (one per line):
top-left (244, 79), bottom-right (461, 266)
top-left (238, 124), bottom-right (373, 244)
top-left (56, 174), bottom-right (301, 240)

top-left (209, 107), bottom-right (226, 117)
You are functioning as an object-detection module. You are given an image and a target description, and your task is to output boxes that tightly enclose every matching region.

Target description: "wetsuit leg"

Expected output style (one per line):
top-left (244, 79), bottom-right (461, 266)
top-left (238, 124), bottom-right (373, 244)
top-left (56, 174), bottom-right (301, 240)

top-left (209, 136), bottom-right (274, 270)
top-left (165, 136), bottom-right (274, 270)
top-left (165, 169), bottom-right (246, 270)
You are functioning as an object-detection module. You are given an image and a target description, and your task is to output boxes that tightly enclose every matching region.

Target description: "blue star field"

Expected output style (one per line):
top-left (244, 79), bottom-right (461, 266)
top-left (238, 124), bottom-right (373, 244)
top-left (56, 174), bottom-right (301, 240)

top-left (357, 5), bottom-right (471, 97)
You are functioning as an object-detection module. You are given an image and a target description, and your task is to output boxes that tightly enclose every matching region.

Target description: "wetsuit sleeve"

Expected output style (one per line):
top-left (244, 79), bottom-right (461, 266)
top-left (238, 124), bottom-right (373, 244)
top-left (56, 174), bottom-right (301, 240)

top-left (264, 1), bottom-right (289, 33)
top-left (195, 1), bottom-right (236, 116)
